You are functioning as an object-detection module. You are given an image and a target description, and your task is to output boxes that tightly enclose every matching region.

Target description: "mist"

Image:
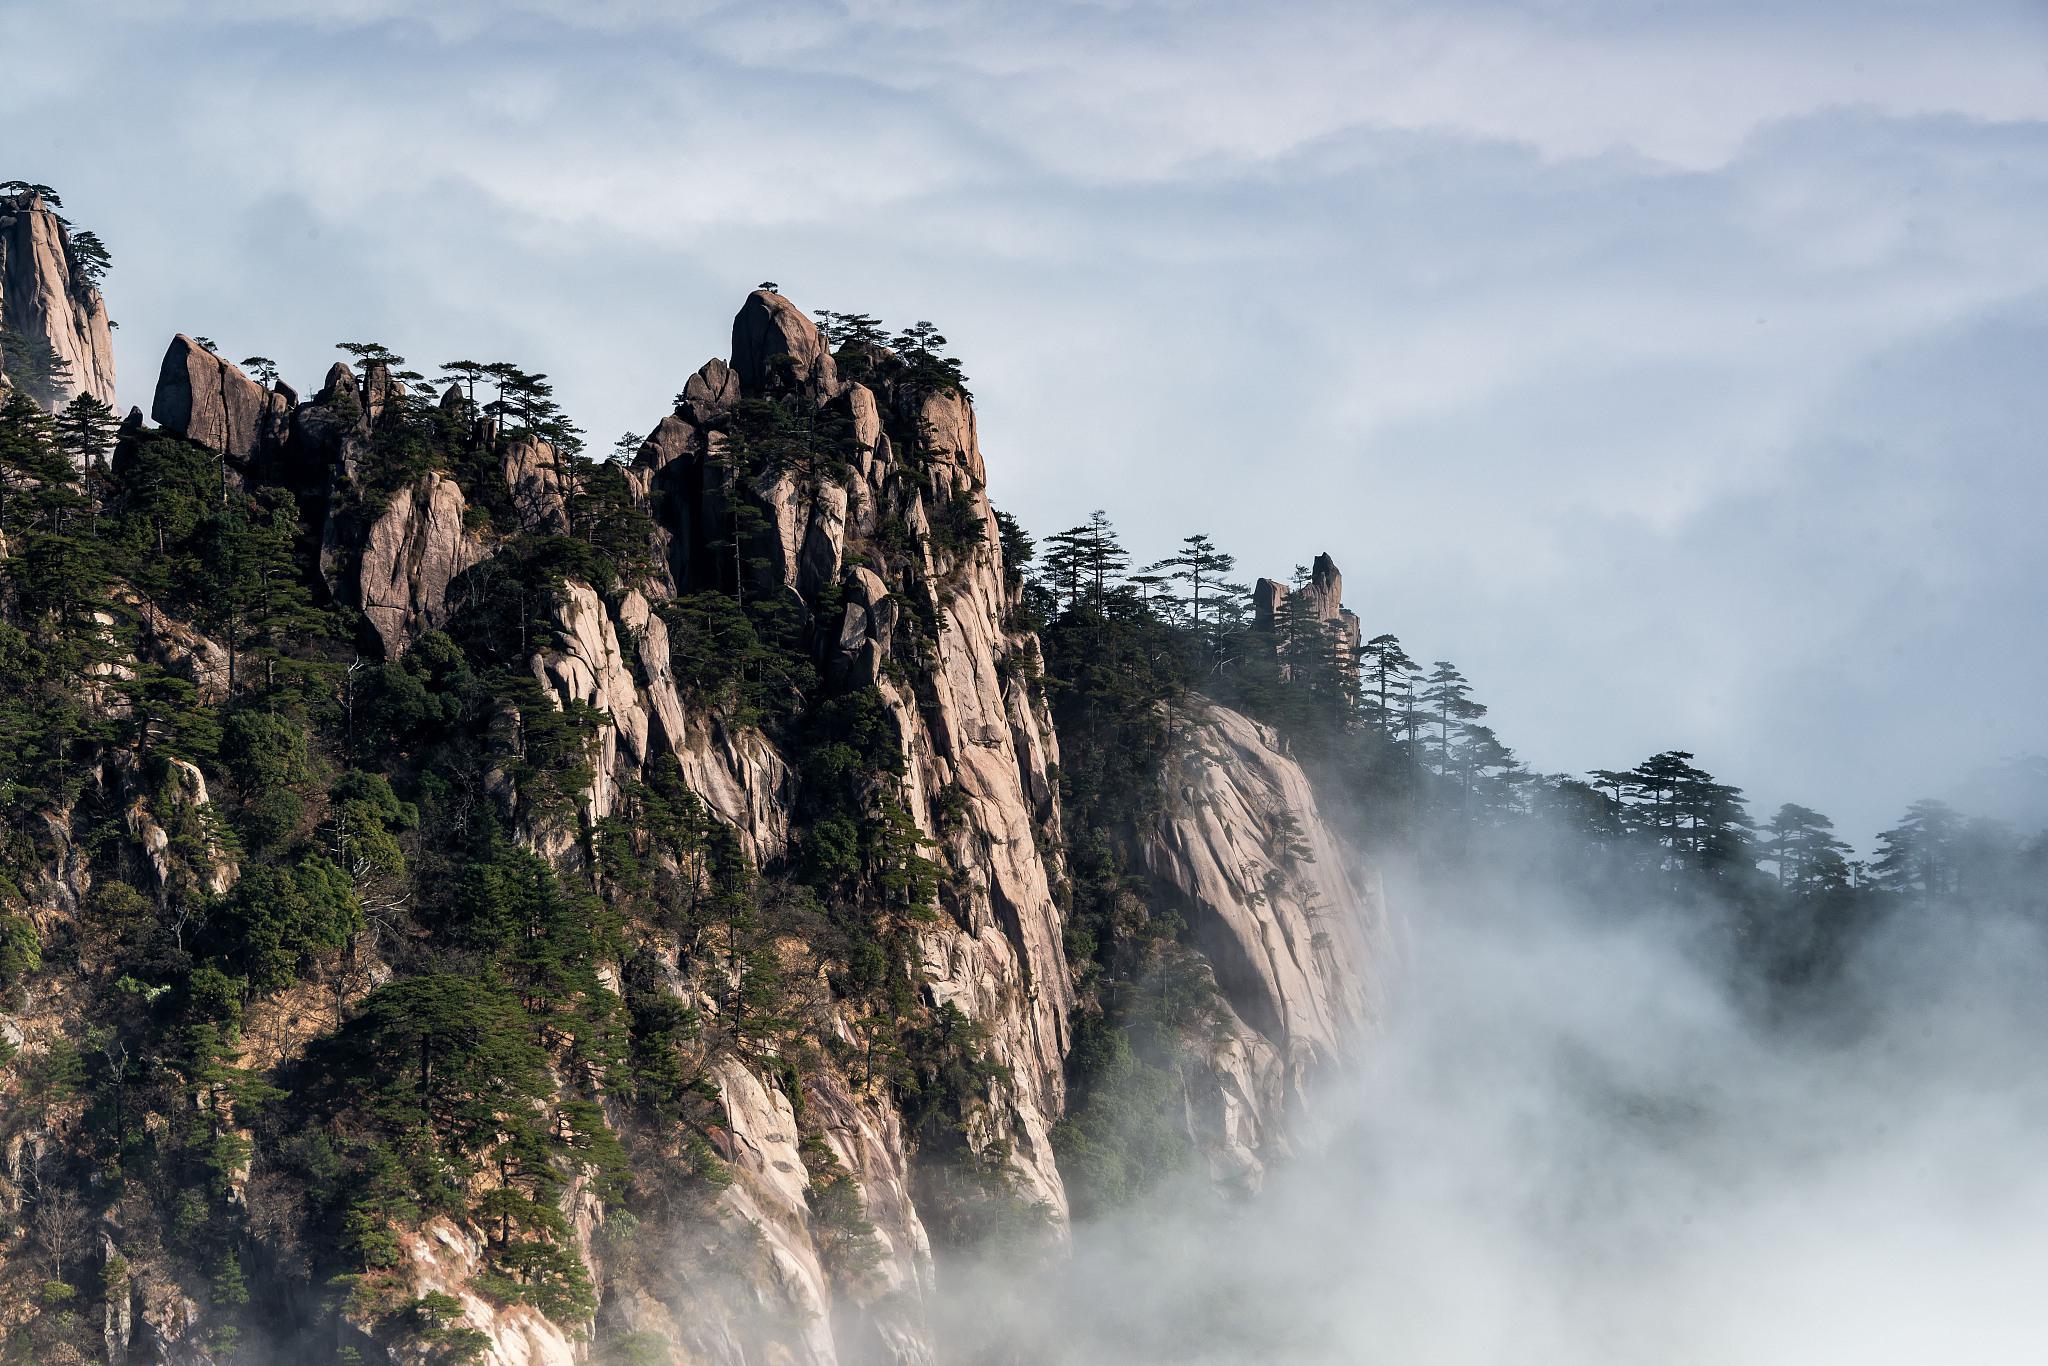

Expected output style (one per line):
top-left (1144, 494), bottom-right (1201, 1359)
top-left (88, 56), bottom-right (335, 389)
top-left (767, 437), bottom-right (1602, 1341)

top-left (938, 832), bottom-right (2048, 1364)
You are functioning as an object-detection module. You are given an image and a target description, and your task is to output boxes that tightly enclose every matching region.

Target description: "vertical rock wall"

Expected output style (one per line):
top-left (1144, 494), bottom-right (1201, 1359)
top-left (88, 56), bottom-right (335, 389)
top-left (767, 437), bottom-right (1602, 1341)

top-left (0, 189), bottom-right (117, 410)
top-left (1144, 701), bottom-right (1388, 1187)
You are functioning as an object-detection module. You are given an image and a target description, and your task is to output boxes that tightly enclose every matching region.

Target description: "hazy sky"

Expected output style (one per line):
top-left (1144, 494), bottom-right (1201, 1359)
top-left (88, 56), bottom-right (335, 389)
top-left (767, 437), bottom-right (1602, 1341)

top-left (8, 0), bottom-right (2045, 845)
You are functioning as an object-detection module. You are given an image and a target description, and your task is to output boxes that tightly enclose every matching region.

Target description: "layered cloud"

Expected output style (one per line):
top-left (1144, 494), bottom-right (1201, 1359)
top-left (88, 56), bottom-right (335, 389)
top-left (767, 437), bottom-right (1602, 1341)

top-left (5, 0), bottom-right (2042, 840)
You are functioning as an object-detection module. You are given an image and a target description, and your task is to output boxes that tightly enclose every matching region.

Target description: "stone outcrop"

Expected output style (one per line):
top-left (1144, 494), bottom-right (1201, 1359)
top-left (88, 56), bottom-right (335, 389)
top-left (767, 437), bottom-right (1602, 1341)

top-left (392, 1219), bottom-right (578, 1366)
top-left (679, 356), bottom-right (740, 425)
top-left (1143, 701), bottom-right (1386, 1186)
top-left (1254, 551), bottom-right (1363, 670)
top-left (732, 288), bottom-right (838, 396)
top-left (115, 588), bottom-right (231, 702)
top-left (478, 291), bottom-right (1390, 1363)
top-left (357, 473), bottom-right (489, 658)
top-left (1252, 577), bottom-right (1286, 630)
top-left (734, 297), bottom-right (1073, 1209)
top-left (0, 189), bottom-right (116, 410)
top-left (151, 334), bottom-right (271, 462)
top-left (467, 292), bottom-right (1076, 1362)
top-left (121, 753), bottom-right (239, 898)
top-left (503, 436), bottom-right (571, 533)
top-left (587, 295), bottom-right (1068, 1161)
top-left (1307, 552), bottom-right (1362, 660)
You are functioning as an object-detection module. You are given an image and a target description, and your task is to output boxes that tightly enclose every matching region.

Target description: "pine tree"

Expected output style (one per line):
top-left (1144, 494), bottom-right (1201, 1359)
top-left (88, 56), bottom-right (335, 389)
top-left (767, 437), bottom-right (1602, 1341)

top-left (1038, 524), bottom-right (1089, 613)
top-left (1416, 661), bottom-right (1483, 779)
top-left (1359, 633), bottom-right (1418, 739)
top-left (0, 325), bottom-right (72, 407)
top-left (1158, 532), bottom-right (1237, 651)
top-left (1036, 511), bottom-right (1128, 616)
top-left (1078, 510), bottom-right (1128, 605)
top-left (1620, 751), bottom-right (1753, 880)
top-left (1453, 722), bottom-right (1527, 822)
top-left (53, 391), bottom-right (116, 472)
top-left (68, 228), bottom-right (112, 286)
top-left (1763, 803), bottom-right (1852, 896)
top-left (1872, 798), bottom-right (1964, 899)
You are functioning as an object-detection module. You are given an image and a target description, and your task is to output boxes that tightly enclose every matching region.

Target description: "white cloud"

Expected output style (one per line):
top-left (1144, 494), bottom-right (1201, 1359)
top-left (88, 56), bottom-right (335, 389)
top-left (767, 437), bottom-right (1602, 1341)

top-left (6, 0), bottom-right (2045, 841)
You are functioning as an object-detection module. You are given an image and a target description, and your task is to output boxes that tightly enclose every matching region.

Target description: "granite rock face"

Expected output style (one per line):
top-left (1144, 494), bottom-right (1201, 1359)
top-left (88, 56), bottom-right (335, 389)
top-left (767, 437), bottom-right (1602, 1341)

top-left (1143, 702), bottom-right (1387, 1185)
top-left (502, 436), bottom-right (571, 533)
top-left (0, 189), bottom-right (116, 411)
top-left (151, 335), bottom-right (271, 462)
top-left (357, 472), bottom-right (490, 658)
top-left (732, 288), bottom-right (839, 397)
top-left (471, 290), bottom-right (1387, 1362)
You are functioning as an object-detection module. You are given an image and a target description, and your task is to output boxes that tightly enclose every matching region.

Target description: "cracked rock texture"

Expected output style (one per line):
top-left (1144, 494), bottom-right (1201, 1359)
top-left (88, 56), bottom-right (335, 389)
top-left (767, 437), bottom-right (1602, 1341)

top-left (1145, 701), bottom-right (1388, 1188)
top-left (358, 472), bottom-right (490, 658)
top-left (0, 189), bottom-right (116, 410)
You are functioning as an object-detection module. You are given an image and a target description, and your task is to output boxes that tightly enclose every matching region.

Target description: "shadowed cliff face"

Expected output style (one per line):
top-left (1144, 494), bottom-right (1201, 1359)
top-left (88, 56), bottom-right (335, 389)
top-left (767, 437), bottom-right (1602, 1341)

top-left (61, 287), bottom-right (1387, 1365)
top-left (0, 189), bottom-right (117, 411)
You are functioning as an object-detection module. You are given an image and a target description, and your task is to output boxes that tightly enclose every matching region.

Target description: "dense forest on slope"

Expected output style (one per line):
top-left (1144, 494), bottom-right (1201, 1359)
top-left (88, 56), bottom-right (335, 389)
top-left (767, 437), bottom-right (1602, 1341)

top-left (1, 188), bottom-right (2044, 1366)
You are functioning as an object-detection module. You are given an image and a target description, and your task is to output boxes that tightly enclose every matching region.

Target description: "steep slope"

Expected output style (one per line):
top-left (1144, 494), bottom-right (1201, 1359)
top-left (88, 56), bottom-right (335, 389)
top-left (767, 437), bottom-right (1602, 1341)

top-left (1146, 701), bottom-right (1387, 1187)
top-left (0, 188), bottom-right (116, 410)
top-left (630, 291), bottom-right (1074, 1210)
top-left (0, 274), bottom-right (1387, 1366)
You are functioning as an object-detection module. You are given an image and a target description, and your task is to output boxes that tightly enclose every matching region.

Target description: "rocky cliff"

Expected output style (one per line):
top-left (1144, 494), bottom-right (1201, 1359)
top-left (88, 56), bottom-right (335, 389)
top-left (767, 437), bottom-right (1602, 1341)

top-left (1146, 702), bottom-right (1386, 1188)
top-left (0, 188), bottom-right (116, 410)
top-left (0, 276), bottom-right (1388, 1366)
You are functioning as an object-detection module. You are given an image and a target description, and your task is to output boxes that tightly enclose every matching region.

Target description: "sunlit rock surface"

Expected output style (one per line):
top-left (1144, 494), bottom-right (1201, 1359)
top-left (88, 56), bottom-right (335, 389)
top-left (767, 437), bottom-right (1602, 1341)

top-left (1146, 701), bottom-right (1388, 1185)
top-left (0, 188), bottom-right (116, 410)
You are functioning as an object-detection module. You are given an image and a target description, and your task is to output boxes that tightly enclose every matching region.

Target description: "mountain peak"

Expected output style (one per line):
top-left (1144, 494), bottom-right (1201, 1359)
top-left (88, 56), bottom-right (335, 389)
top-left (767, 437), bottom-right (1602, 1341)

top-left (732, 286), bottom-right (838, 397)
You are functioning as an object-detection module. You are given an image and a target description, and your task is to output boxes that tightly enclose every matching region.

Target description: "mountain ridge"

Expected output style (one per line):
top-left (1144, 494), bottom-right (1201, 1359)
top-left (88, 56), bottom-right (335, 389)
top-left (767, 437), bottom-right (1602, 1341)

top-left (0, 245), bottom-right (1386, 1365)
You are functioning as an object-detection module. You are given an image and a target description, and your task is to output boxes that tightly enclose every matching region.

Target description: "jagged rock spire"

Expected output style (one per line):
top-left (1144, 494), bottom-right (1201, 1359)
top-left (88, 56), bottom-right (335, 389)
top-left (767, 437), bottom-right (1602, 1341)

top-left (0, 188), bottom-right (117, 410)
top-left (1254, 551), bottom-right (1363, 663)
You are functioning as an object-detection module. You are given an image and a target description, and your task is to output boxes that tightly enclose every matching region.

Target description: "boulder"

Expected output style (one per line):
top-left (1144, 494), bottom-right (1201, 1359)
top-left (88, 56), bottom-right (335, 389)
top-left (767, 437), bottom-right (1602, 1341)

top-left (317, 360), bottom-right (357, 404)
top-left (503, 437), bottom-right (570, 533)
top-left (731, 289), bottom-right (838, 397)
top-left (362, 359), bottom-right (403, 424)
top-left (150, 334), bottom-right (269, 461)
top-left (846, 382), bottom-right (883, 466)
top-left (749, 467), bottom-right (808, 593)
top-left (679, 356), bottom-right (740, 425)
top-left (635, 413), bottom-right (701, 473)
top-left (844, 565), bottom-right (895, 655)
top-left (798, 482), bottom-right (848, 599)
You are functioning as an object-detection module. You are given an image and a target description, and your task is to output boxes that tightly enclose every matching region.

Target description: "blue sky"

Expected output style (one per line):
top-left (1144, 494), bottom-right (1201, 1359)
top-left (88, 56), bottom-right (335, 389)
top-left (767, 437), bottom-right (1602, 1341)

top-left (7, 0), bottom-right (2045, 845)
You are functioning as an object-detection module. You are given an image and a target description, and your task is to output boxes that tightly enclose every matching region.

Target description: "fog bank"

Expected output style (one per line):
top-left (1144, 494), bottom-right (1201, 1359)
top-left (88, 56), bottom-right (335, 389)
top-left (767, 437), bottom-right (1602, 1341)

top-left (942, 854), bottom-right (2048, 1364)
